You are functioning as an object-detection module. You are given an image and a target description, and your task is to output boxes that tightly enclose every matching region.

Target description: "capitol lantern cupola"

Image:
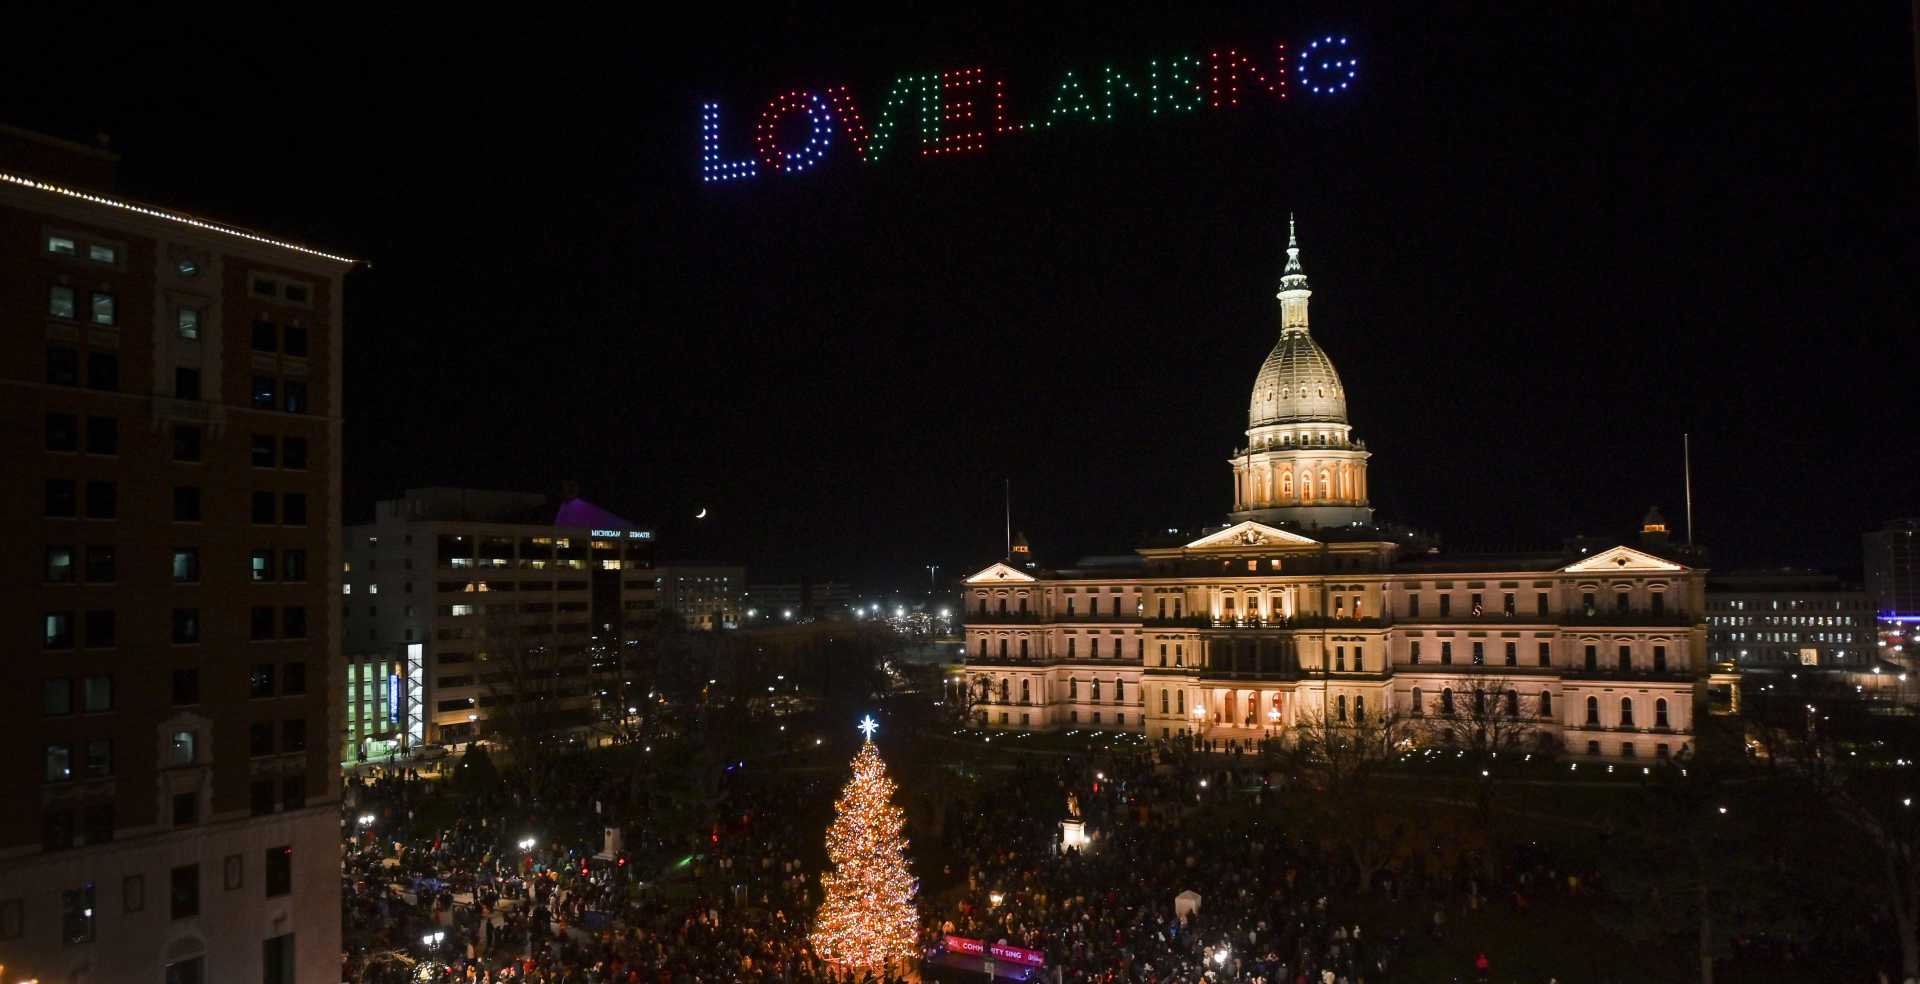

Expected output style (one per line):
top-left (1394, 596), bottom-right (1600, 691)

top-left (1230, 216), bottom-right (1374, 529)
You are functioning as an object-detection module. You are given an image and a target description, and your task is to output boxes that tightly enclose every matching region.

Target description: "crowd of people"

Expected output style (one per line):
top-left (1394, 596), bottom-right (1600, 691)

top-left (339, 753), bottom-right (901, 983)
top-left (338, 733), bottom-right (1635, 983)
top-left (920, 747), bottom-right (1588, 983)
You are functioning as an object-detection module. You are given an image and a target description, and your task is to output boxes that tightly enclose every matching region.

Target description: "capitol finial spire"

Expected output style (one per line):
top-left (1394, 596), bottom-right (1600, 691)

top-left (1277, 213), bottom-right (1311, 332)
top-left (1281, 214), bottom-right (1308, 286)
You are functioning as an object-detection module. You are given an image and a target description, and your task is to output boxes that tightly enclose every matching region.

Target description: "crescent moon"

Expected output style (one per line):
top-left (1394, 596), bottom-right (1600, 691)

top-left (695, 507), bottom-right (708, 519)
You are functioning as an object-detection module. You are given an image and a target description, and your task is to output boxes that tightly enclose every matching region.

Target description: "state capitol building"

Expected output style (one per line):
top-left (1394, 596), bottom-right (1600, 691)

top-left (960, 222), bottom-right (1706, 761)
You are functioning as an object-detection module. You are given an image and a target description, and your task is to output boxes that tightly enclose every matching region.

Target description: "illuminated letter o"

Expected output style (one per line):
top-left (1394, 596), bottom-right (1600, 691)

top-left (755, 91), bottom-right (836, 174)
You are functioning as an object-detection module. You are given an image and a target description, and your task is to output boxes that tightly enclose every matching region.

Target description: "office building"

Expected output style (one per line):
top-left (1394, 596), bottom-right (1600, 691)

top-left (342, 488), bottom-right (654, 749)
top-left (1705, 571), bottom-right (1875, 668)
top-left (1865, 518), bottom-right (1920, 618)
top-left (653, 565), bottom-right (746, 630)
top-left (746, 578), bottom-right (854, 621)
top-left (0, 127), bottom-right (350, 982)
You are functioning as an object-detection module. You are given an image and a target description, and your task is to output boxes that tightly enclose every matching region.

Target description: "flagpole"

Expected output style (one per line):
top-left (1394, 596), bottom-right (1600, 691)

top-left (1683, 433), bottom-right (1694, 548)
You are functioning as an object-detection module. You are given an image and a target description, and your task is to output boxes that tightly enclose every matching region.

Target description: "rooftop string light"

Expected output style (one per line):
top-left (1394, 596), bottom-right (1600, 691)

top-left (0, 171), bottom-right (355, 265)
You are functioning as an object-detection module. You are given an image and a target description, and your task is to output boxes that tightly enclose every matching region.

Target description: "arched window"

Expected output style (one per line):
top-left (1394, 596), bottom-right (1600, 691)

top-left (1620, 697), bottom-right (1635, 727)
top-left (1020, 679), bottom-right (1030, 703)
top-left (1337, 695), bottom-right (1347, 721)
top-left (998, 679), bottom-right (1010, 702)
top-left (1354, 695), bottom-right (1366, 721)
top-left (1474, 690), bottom-right (1487, 718)
top-left (1160, 690), bottom-right (1169, 714)
top-left (1656, 697), bottom-right (1670, 729)
top-left (1540, 690), bottom-right (1553, 718)
top-left (976, 637), bottom-right (985, 659)
top-left (1441, 688), bottom-right (1455, 717)
top-left (1113, 678), bottom-right (1124, 704)
top-left (1505, 689), bottom-right (1519, 718)
top-left (1585, 696), bottom-right (1600, 725)
top-left (1176, 689), bottom-right (1186, 714)
top-left (1069, 677), bottom-right (1078, 699)
top-left (1091, 679), bottom-right (1101, 701)
top-left (1410, 686), bottom-right (1424, 716)
top-left (1280, 470), bottom-right (1294, 499)
top-left (1318, 469), bottom-right (1332, 500)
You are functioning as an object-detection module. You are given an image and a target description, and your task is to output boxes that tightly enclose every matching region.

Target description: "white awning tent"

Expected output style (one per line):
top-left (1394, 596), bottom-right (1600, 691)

top-left (1175, 890), bottom-right (1202, 921)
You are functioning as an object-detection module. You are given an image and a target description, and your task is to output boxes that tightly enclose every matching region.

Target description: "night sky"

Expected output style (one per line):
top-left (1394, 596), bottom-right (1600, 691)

top-left (6, 5), bottom-right (1915, 584)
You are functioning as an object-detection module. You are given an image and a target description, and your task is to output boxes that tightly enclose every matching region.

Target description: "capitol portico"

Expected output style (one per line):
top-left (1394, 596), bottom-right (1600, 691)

top-left (959, 221), bottom-right (1707, 761)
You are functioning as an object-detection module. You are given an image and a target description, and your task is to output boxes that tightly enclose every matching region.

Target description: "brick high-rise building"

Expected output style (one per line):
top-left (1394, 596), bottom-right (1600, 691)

top-left (0, 127), bottom-right (351, 983)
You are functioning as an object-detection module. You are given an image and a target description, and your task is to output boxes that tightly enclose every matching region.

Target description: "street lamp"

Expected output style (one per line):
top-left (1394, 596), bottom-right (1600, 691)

top-left (988, 891), bottom-right (1004, 909)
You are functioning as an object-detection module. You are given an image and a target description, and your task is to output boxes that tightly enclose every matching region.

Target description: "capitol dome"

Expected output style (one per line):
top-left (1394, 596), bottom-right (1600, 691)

top-left (1247, 216), bottom-right (1349, 429)
top-left (1249, 333), bottom-right (1347, 426)
top-left (1228, 216), bottom-right (1373, 530)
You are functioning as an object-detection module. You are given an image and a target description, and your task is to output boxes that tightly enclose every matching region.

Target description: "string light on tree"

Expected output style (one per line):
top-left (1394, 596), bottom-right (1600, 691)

top-left (810, 716), bottom-right (919, 971)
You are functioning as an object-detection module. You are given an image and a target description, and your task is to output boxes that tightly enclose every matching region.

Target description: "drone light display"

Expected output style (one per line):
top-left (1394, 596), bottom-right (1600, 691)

top-left (700, 34), bottom-right (1361, 183)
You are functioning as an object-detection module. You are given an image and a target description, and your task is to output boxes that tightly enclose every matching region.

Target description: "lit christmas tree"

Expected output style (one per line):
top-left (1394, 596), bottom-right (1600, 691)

top-left (810, 716), bottom-right (920, 970)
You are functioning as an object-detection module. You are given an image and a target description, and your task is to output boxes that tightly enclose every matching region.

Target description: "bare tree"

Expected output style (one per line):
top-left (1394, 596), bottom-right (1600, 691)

top-left (1601, 716), bottom-right (1812, 984)
top-left (587, 631), bottom-right (662, 747)
top-left (1424, 675), bottom-right (1542, 759)
top-left (1777, 683), bottom-right (1920, 982)
top-left (476, 608), bottom-right (591, 775)
top-left (351, 948), bottom-right (415, 983)
top-left (1289, 705), bottom-right (1407, 893)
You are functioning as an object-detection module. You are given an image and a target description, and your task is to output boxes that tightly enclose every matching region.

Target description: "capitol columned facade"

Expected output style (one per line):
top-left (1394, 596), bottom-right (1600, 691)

top-left (959, 221), bottom-right (1706, 761)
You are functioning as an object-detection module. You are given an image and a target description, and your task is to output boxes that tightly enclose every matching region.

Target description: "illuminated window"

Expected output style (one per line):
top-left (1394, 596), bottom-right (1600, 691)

top-left (88, 244), bottom-right (117, 264)
top-left (47, 235), bottom-right (76, 255)
top-left (49, 284), bottom-right (76, 319)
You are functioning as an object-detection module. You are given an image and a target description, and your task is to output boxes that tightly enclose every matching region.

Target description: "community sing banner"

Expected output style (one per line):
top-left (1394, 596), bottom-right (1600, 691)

top-left (700, 32), bottom-right (1362, 183)
top-left (944, 934), bottom-right (1047, 968)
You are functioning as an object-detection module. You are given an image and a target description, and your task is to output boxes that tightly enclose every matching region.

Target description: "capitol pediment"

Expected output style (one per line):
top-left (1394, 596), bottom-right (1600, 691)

top-left (1185, 520), bottom-right (1319, 550)
top-left (1562, 545), bottom-right (1686, 573)
top-left (963, 562), bottom-right (1038, 584)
